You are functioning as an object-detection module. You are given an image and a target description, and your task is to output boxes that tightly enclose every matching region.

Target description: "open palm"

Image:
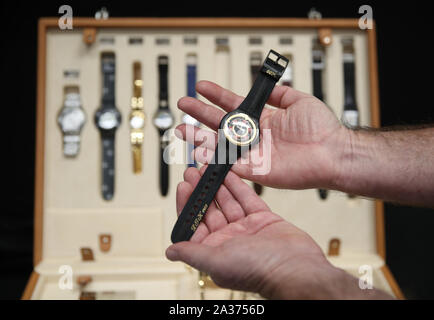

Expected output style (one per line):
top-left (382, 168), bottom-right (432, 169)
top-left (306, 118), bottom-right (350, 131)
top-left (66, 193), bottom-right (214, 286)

top-left (175, 80), bottom-right (347, 189)
top-left (166, 166), bottom-right (335, 298)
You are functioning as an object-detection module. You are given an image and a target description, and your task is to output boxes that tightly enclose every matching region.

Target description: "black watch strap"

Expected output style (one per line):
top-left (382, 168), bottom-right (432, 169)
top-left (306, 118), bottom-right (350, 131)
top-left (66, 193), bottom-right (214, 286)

top-left (238, 50), bottom-right (286, 119)
top-left (343, 59), bottom-right (357, 111)
top-left (102, 53), bottom-right (115, 106)
top-left (342, 40), bottom-right (357, 112)
top-left (160, 134), bottom-right (169, 196)
top-left (159, 55), bottom-right (169, 105)
top-left (341, 38), bottom-right (359, 130)
top-left (171, 150), bottom-right (233, 243)
top-left (101, 135), bottom-right (115, 200)
top-left (171, 50), bottom-right (288, 243)
top-left (312, 42), bottom-right (329, 200)
top-left (250, 52), bottom-right (264, 195)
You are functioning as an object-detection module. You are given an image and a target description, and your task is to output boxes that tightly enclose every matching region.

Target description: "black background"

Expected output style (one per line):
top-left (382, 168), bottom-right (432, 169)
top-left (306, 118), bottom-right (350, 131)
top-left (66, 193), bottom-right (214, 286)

top-left (0, 0), bottom-right (433, 299)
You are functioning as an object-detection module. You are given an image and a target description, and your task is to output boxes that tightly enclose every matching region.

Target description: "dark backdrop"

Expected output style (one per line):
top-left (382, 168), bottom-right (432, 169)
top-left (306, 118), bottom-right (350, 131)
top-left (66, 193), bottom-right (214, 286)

top-left (0, 0), bottom-right (433, 299)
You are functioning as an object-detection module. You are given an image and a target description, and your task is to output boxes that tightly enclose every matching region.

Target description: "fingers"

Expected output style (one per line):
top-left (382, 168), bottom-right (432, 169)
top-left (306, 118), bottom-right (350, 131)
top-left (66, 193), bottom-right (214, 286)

top-left (197, 165), bottom-right (246, 223)
top-left (222, 170), bottom-right (270, 215)
top-left (196, 80), bottom-right (311, 111)
top-left (266, 85), bottom-right (311, 108)
top-left (166, 242), bottom-right (217, 274)
top-left (176, 181), bottom-right (193, 215)
top-left (195, 165), bottom-right (270, 216)
top-left (178, 96), bottom-right (224, 130)
top-left (175, 124), bottom-right (218, 150)
top-left (196, 81), bottom-right (244, 113)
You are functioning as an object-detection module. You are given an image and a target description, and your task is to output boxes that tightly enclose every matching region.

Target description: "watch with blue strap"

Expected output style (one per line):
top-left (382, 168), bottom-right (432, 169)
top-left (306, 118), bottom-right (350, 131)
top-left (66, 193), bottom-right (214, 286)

top-left (182, 53), bottom-right (200, 168)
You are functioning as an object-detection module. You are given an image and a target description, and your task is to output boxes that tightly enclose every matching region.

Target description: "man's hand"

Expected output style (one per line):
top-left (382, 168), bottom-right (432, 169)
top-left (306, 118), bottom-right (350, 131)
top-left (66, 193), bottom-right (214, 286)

top-left (175, 80), bottom-right (348, 190)
top-left (166, 167), bottom-right (392, 299)
top-left (176, 80), bottom-right (434, 206)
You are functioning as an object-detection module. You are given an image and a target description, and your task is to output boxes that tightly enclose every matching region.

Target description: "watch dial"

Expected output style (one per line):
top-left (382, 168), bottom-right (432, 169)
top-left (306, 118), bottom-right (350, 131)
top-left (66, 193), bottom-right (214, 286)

top-left (61, 108), bottom-right (85, 132)
top-left (130, 115), bottom-right (145, 129)
top-left (223, 113), bottom-right (257, 146)
top-left (98, 110), bottom-right (119, 130)
top-left (153, 111), bottom-right (174, 130)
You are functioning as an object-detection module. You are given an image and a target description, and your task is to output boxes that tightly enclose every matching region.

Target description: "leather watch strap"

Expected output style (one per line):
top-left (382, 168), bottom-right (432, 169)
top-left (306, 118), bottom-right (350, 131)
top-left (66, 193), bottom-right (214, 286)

top-left (102, 54), bottom-right (115, 106)
top-left (312, 40), bottom-right (329, 200)
top-left (250, 52), bottom-right (264, 195)
top-left (159, 56), bottom-right (169, 105)
top-left (160, 134), bottom-right (169, 196)
top-left (238, 52), bottom-right (282, 119)
top-left (156, 55), bottom-right (172, 196)
top-left (342, 38), bottom-right (359, 129)
top-left (102, 135), bottom-right (115, 200)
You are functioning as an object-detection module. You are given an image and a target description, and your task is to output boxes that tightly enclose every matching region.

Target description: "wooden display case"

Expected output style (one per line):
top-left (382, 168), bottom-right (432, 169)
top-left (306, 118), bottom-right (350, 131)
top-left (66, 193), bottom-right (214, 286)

top-left (22, 17), bottom-right (403, 300)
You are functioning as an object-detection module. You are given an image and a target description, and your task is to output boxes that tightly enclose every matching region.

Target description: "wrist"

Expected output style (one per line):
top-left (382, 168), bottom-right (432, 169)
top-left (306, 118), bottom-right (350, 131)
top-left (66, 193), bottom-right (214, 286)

top-left (261, 260), bottom-right (393, 300)
top-left (258, 256), bottom-right (344, 299)
top-left (324, 126), bottom-right (355, 191)
top-left (331, 128), bottom-right (375, 194)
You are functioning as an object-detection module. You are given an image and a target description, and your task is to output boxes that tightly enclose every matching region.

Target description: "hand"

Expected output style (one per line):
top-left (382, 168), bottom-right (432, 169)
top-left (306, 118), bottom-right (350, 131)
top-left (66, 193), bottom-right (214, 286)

top-left (166, 166), bottom-right (390, 299)
top-left (166, 167), bottom-right (392, 299)
top-left (175, 80), bottom-right (349, 190)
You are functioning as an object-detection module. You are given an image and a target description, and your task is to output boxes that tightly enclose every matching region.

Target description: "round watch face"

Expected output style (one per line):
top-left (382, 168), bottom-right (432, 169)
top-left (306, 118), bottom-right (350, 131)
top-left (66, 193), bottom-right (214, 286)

top-left (153, 111), bottom-right (174, 130)
top-left (222, 113), bottom-right (258, 146)
top-left (98, 110), bottom-right (119, 130)
top-left (60, 108), bottom-right (85, 132)
top-left (130, 115), bottom-right (145, 129)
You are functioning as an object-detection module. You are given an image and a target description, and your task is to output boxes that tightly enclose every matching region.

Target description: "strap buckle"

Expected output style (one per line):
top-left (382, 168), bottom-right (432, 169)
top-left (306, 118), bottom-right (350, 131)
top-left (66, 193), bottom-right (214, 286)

top-left (261, 50), bottom-right (289, 80)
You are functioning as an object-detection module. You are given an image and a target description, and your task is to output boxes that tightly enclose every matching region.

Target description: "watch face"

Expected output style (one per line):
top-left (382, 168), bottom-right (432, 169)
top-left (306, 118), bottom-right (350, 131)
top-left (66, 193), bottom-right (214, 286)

top-left (130, 111), bottom-right (145, 129)
top-left (98, 110), bottom-right (120, 130)
top-left (222, 113), bottom-right (258, 146)
top-left (130, 115), bottom-right (145, 129)
top-left (60, 108), bottom-right (86, 132)
top-left (153, 110), bottom-right (174, 130)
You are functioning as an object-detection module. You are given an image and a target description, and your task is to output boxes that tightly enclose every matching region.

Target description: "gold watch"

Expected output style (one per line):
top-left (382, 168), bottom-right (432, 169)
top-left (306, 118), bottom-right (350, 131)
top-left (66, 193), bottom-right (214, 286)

top-left (129, 62), bottom-right (145, 173)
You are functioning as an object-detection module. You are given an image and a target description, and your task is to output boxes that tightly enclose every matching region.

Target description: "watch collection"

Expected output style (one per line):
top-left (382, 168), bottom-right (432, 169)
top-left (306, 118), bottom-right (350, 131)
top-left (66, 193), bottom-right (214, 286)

top-left (57, 36), bottom-right (361, 203)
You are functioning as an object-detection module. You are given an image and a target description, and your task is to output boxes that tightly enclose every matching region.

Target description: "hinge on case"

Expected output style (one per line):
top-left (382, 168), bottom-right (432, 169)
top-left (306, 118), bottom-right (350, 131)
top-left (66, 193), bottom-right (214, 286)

top-left (99, 234), bottom-right (112, 252)
top-left (80, 247), bottom-right (94, 261)
top-left (328, 238), bottom-right (341, 256)
top-left (83, 28), bottom-right (97, 45)
top-left (77, 275), bottom-right (93, 287)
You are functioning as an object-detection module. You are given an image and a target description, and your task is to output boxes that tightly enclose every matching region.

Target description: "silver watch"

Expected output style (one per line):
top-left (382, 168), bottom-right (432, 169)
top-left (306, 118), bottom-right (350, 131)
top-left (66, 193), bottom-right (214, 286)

top-left (57, 86), bottom-right (86, 157)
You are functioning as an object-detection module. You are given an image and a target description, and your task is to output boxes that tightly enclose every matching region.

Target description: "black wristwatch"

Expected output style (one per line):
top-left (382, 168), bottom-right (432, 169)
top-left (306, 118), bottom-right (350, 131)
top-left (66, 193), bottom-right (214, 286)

top-left (171, 50), bottom-right (288, 243)
top-left (153, 55), bottom-right (174, 196)
top-left (312, 39), bottom-right (329, 200)
top-left (250, 52), bottom-right (264, 196)
top-left (341, 38), bottom-right (359, 129)
top-left (94, 53), bottom-right (122, 201)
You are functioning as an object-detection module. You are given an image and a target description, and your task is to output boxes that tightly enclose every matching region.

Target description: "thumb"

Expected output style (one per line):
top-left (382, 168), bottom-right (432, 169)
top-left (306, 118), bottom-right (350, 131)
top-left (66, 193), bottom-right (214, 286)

top-left (166, 241), bottom-right (217, 274)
